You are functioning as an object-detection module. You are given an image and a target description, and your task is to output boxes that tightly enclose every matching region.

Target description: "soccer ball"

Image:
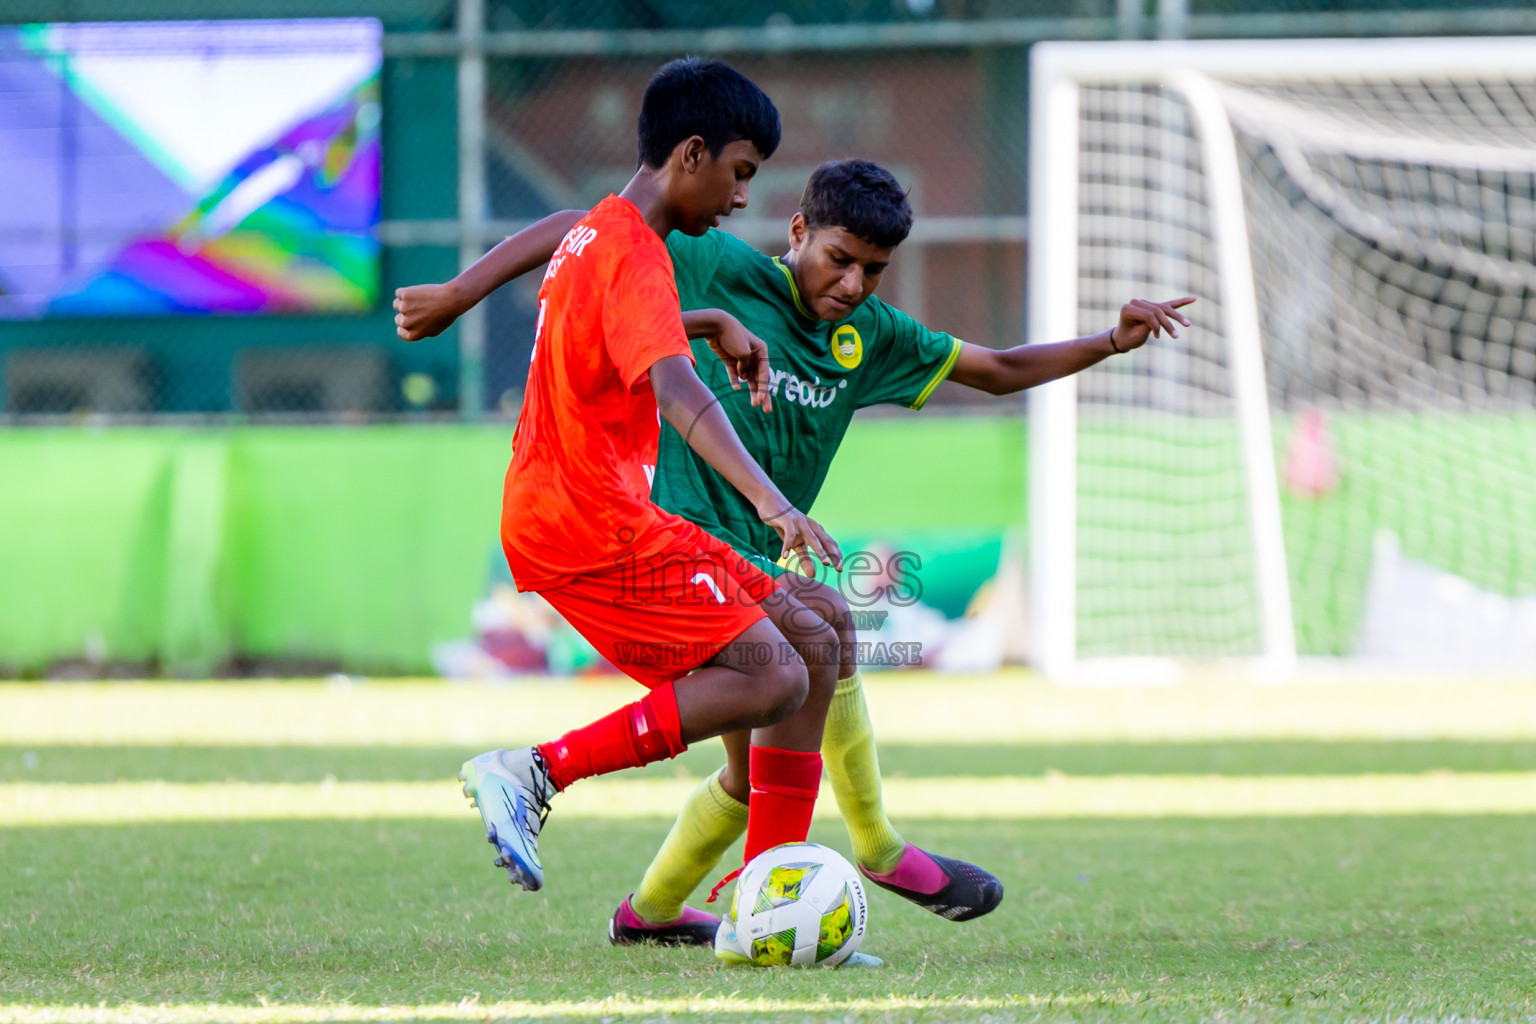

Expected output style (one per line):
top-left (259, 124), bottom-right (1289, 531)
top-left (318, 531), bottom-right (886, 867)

top-left (728, 842), bottom-right (868, 967)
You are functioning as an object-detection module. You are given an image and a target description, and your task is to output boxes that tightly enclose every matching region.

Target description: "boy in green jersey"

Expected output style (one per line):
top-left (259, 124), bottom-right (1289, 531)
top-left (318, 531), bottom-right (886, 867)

top-left (397, 159), bottom-right (1192, 944)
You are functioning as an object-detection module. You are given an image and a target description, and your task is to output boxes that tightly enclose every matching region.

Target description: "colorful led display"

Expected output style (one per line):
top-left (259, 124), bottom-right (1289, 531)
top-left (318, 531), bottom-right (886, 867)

top-left (0, 18), bottom-right (382, 317)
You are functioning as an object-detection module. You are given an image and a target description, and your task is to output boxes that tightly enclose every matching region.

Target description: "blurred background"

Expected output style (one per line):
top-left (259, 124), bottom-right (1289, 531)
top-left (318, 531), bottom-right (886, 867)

top-left (2, 0), bottom-right (1533, 680)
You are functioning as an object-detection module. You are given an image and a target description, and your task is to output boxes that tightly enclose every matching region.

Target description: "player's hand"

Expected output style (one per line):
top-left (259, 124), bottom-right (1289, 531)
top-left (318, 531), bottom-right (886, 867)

top-left (1110, 296), bottom-right (1195, 353)
top-left (758, 502), bottom-right (843, 573)
top-left (394, 283), bottom-right (469, 342)
top-left (702, 312), bottom-right (774, 413)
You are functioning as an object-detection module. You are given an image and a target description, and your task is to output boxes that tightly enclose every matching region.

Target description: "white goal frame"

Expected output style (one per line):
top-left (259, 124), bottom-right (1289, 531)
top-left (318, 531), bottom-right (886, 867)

top-left (1026, 36), bottom-right (1536, 683)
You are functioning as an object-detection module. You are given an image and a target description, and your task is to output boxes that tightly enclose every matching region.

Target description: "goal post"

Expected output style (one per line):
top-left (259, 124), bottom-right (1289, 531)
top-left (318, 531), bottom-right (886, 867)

top-left (1028, 37), bottom-right (1536, 681)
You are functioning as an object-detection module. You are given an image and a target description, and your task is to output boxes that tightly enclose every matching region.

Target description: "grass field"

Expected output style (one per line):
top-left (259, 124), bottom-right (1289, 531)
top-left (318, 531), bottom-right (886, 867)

top-left (4, 673), bottom-right (1536, 1023)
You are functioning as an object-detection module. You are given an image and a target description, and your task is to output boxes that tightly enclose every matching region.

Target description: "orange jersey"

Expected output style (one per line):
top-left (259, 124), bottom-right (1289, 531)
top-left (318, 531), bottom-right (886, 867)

top-left (501, 195), bottom-right (697, 590)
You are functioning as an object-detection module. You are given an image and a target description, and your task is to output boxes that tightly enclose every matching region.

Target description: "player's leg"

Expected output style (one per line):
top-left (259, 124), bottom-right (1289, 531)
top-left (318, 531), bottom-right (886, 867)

top-left (775, 571), bottom-right (1006, 922)
top-left (614, 735), bottom-right (747, 945)
top-left (708, 581), bottom-right (899, 969)
top-left (611, 568), bottom-right (1007, 945)
top-left (717, 727), bottom-right (751, 801)
top-left (706, 581), bottom-right (837, 866)
top-left (775, 572), bottom-right (901, 864)
top-left (617, 581), bottom-right (839, 942)
top-left (669, 621), bottom-right (815, 741)
top-left (707, 587), bottom-right (840, 965)
top-left (616, 568), bottom-right (1002, 938)
top-left (465, 552), bottom-right (810, 894)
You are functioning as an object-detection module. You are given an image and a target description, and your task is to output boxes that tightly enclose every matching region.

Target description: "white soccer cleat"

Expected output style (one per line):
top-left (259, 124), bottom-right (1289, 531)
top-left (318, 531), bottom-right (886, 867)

top-left (713, 915), bottom-right (753, 966)
top-left (838, 950), bottom-right (884, 968)
top-left (714, 913), bottom-right (882, 968)
top-left (459, 747), bottom-right (554, 892)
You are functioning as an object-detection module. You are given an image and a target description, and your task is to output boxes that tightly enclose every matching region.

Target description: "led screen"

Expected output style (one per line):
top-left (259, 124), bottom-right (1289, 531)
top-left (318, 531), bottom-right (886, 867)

top-left (0, 18), bottom-right (381, 318)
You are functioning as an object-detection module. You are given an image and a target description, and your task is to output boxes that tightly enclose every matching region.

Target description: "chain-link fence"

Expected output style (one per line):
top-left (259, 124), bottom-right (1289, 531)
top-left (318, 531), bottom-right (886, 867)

top-left (470, 47), bottom-right (1031, 414)
top-left (2, 0), bottom-right (1533, 422)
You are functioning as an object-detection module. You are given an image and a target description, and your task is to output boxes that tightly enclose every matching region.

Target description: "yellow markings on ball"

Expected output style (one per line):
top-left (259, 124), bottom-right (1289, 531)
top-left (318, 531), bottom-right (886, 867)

top-left (816, 889), bottom-right (854, 963)
top-left (750, 928), bottom-right (799, 967)
top-left (754, 862), bottom-right (821, 913)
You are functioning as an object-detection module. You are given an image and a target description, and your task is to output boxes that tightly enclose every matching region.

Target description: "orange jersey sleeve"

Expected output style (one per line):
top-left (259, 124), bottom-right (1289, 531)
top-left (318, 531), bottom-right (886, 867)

top-left (500, 196), bottom-right (696, 590)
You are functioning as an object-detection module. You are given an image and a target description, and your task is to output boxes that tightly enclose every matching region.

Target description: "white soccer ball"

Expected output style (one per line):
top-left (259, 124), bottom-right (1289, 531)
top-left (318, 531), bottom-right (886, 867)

top-left (729, 842), bottom-right (868, 967)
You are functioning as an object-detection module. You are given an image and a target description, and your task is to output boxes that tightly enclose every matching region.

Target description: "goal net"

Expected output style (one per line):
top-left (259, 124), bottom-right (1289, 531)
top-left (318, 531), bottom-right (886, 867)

top-left (1027, 38), bottom-right (1536, 679)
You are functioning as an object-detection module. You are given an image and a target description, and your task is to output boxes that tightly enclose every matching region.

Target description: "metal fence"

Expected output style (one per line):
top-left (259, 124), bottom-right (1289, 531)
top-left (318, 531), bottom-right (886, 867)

top-left (3, 0), bottom-right (1535, 421)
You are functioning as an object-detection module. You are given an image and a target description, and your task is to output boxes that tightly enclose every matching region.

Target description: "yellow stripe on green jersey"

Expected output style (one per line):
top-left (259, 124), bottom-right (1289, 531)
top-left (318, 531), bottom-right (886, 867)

top-left (910, 335), bottom-right (963, 410)
top-left (770, 256), bottom-right (816, 320)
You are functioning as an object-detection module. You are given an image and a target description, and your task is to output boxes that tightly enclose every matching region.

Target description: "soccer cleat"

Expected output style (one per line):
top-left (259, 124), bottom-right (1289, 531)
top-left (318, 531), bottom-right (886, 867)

top-left (712, 916), bottom-right (754, 966)
top-left (459, 747), bottom-right (554, 892)
top-left (607, 895), bottom-right (719, 947)
top-left (860, 844), bottom-right (1004, 922)
top-left (839, 951), bottom-right (884, 969)
top-left (713, 916), bottom-right (882, 968)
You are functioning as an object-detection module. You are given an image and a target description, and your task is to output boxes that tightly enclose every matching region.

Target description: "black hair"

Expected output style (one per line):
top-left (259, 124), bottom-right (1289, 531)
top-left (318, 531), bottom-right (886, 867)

top-left (636, 57), bottom-right (781, 170)
top-left (799, 159), bottom-right (914, 249)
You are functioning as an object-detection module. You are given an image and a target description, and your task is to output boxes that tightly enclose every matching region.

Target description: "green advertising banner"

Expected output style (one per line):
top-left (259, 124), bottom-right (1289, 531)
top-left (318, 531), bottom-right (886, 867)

top-left (0, 419), bottom-right (1027, 676)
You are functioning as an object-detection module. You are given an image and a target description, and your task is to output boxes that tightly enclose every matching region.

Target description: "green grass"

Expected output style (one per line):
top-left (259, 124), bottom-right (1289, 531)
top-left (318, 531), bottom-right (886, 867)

top-left (10, 739), bottom-right (1536, 784)
top-left (6, 816), bottom-right (1536, 1017)
top-left (4, 676), bottom-right (1536, 1022)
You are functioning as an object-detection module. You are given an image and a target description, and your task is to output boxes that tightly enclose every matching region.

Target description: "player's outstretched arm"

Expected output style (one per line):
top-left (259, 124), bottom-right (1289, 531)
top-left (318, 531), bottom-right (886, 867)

top-left (393, 209), bottom-right (587, 341)
top-left (649, 355), bottom-right (842, 571)
top-left (947, 296), bottom-right (1195, 395)
top-left (681, 308), bottom-right (774, 412)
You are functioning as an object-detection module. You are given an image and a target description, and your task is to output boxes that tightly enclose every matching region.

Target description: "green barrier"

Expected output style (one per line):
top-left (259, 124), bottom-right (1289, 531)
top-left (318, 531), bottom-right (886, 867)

top-left (0, 419), bottom-right (1027, 675)
top-left (161, 438), bottom-right (231, 672)
top-left (815, 415), bottom-right (1026, 531)
top-left (223, 428), bottom-right (513, 674)
top-left (1, 431), bottom-right (172, 669)
top-left (8, 413), bottom-right (1523, 673)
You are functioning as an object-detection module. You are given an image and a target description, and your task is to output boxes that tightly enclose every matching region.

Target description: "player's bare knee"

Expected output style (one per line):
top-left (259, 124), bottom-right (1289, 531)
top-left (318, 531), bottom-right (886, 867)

top-left (823, 588), bottom-right (858, 677)
top-left (818, 585), bottom-right (855, 637)
top-left (804, 618), bottom-right (840, 690)
top-left (775, 574), bottom-right (855, 679)
top-left (780, 608), bottom-right (835, 665)
top-left (808, 660), bottom-right (837, 712)
top-left (757, 656), bottom-right (809, 724)
top-left (796, 620), bottom-right (839, 709)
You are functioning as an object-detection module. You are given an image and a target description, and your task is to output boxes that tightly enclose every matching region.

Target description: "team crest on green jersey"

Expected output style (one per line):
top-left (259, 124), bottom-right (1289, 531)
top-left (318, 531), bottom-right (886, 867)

top-left (831, 325), bottom-right (863, 369)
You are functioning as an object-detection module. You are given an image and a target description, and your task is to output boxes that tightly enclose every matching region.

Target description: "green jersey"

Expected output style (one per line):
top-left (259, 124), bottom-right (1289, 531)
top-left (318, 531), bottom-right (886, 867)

top-left (652, 228), bottom-right (962, 576)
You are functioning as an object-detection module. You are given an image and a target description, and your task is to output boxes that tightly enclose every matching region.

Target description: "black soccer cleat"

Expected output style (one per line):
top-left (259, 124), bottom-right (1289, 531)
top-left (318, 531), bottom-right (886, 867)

top-left (607, 894), bottom-right (720, 947)
top-left (860, 846), bottom-right (1004, 922)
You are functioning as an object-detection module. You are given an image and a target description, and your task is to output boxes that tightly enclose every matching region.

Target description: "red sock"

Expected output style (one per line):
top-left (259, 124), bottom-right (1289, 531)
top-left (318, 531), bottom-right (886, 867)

top-left (743, 745), bottom-right (823, 864)
top-left (537, 682), bottom-right (685, 790)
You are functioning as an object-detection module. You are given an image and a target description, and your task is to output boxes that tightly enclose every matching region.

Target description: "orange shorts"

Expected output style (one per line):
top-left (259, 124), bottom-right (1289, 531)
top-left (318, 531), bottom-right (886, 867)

top-left (536, 519), bottom-right (777, 689)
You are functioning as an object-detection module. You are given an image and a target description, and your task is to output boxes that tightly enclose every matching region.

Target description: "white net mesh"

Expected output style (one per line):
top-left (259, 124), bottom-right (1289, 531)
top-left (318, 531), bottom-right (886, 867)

top-left (1068, 67), bottom-right (1536, 660)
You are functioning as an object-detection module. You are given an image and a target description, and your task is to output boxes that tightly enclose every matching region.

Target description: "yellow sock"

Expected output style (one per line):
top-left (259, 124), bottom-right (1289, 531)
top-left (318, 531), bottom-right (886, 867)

top-left (630, 767), bottom-right (747, 924)
top-left (822, 670), bottom-right (906, 873)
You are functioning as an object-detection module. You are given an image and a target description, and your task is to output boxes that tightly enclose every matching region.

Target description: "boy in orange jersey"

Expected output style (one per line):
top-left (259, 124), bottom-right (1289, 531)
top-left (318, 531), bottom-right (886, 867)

top-left (457, 59), bottom-right (846, 929)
